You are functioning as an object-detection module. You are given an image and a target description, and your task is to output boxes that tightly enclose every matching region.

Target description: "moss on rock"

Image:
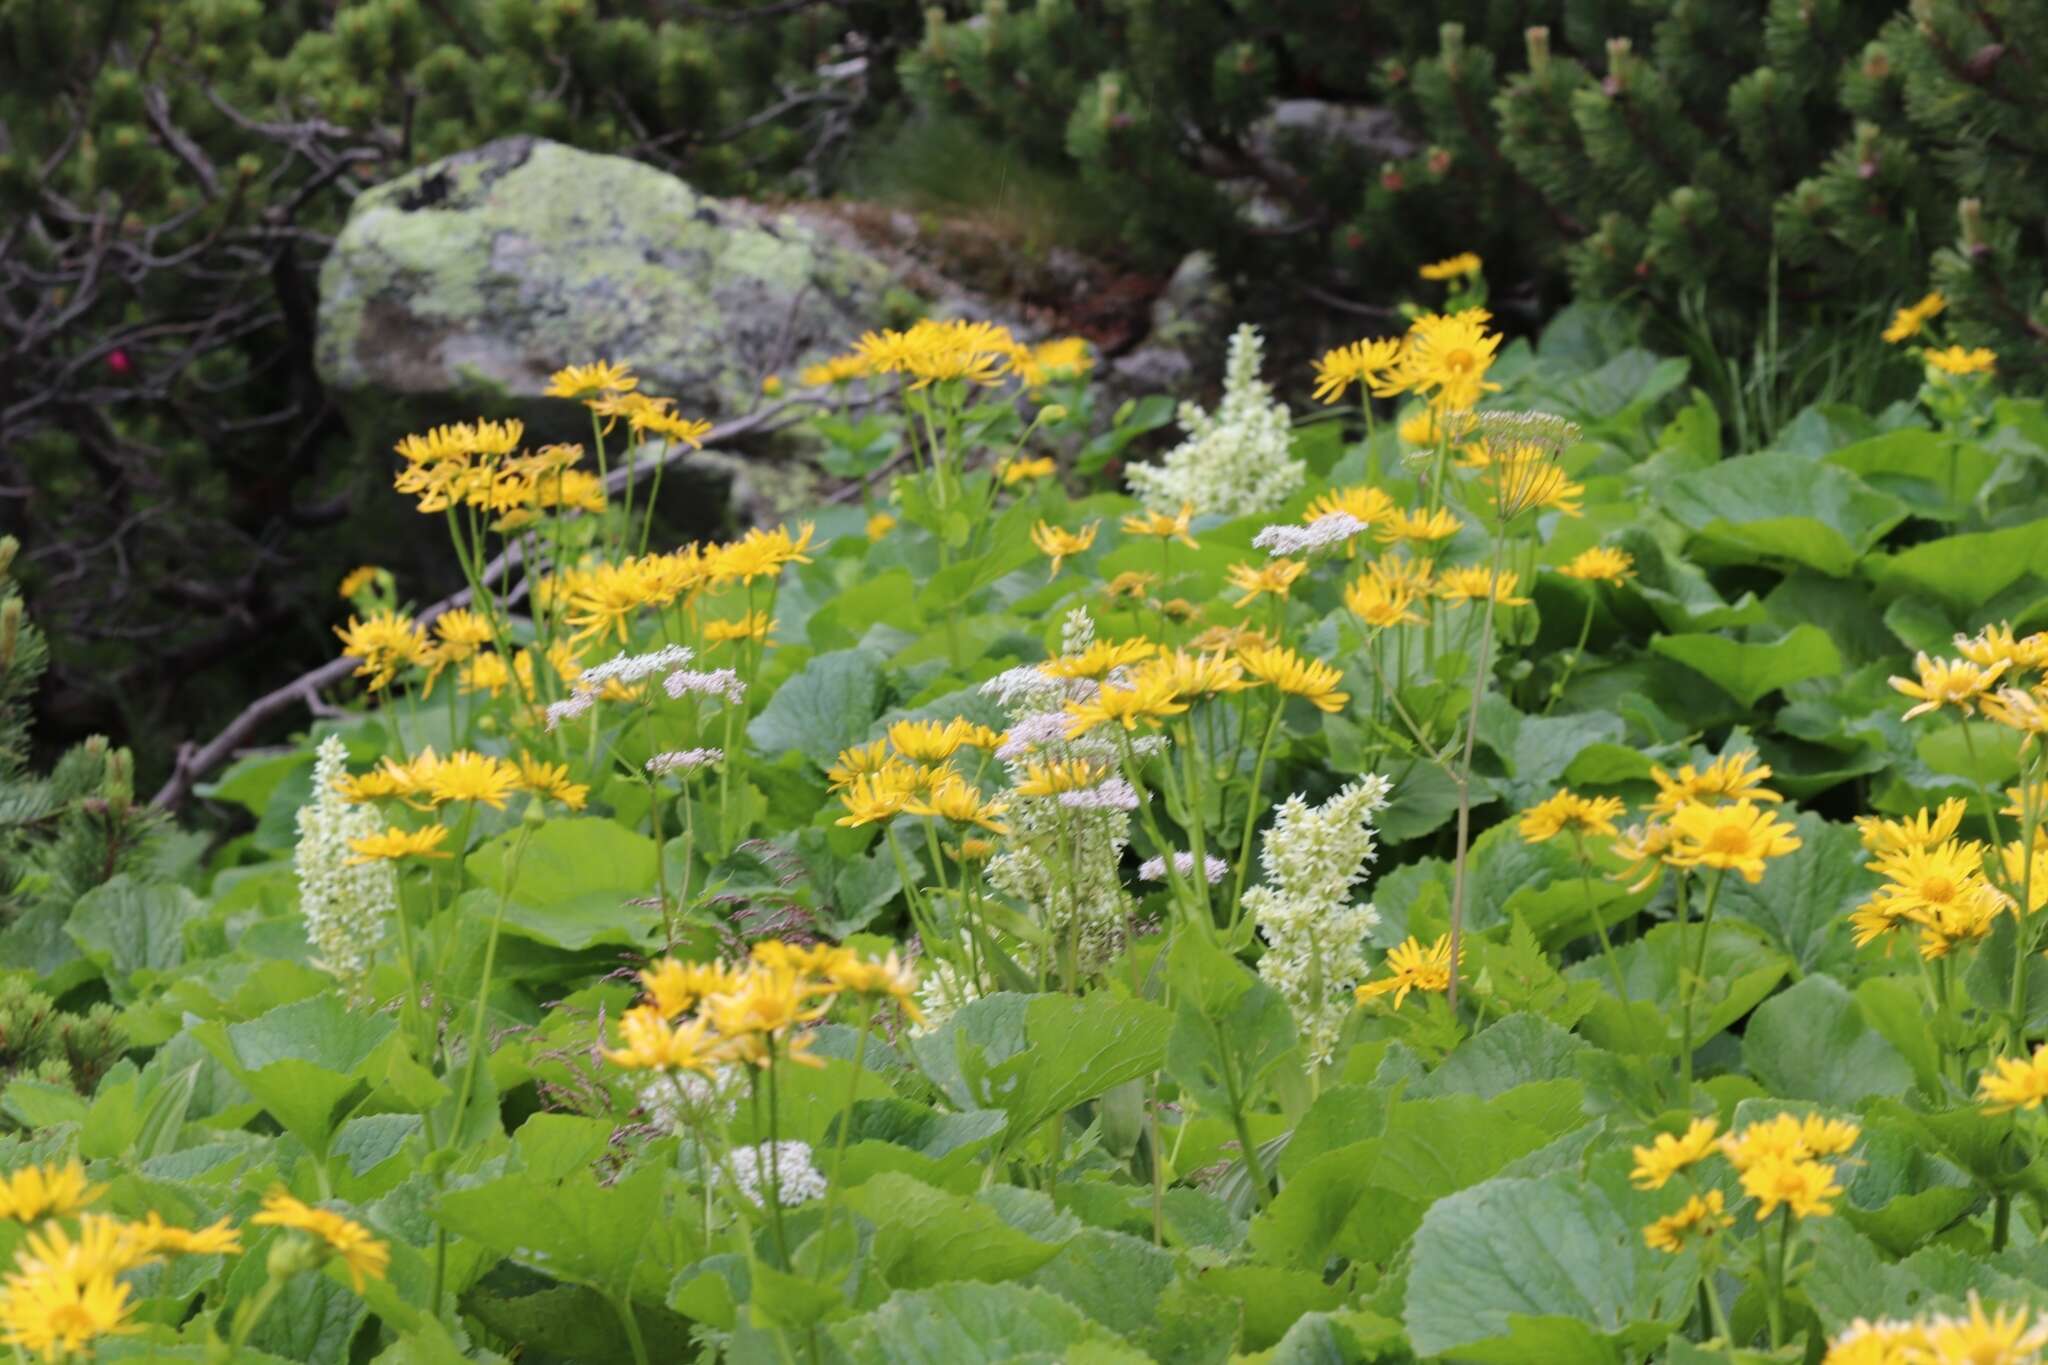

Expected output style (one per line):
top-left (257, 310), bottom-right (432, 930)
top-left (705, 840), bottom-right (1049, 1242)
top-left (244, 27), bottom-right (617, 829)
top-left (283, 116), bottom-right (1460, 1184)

top-left (315, 137), bottom-right (905, 433)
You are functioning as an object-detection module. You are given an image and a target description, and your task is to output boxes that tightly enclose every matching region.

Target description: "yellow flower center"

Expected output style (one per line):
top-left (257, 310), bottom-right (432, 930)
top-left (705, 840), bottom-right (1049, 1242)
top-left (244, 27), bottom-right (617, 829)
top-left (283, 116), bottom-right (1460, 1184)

top-left (1919, 875), bottom-right (1956, 903)
top-left (1707, 825), bottom-right (1753, 856)
top-left (1442, 348), bottom-right (1477, 374)
top-left (49, 1303), bottom-right (97, 1341)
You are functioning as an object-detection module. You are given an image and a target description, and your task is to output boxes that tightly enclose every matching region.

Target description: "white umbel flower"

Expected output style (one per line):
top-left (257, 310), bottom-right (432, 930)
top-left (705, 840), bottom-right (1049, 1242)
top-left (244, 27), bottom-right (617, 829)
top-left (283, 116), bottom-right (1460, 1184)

top-left (1124, 324), bottom-right (1305, 518)
top-left (723, 1140), bottom-right (827, 1207)
top-left (581, 643), bottom-right (694, 687)
top-left (647, 748), bottom-right (723, 778)
top-left (1059, 777), bottom-right (1140, 811)
top-left (292, 735), bottom-right (396, 999)
top-left (663, 666), bottom-right (746, 705)
top-left (1139, 852), bottom-right (1230, 885)
top-left (911, 956), bottom-right (986, 1037)
top-left (1253, 512), bottom-right (1367, 557)
top-left (638, 1067), bottom-right (739, 1131)
top-left (1242, 776), bottom-right (1394, 1068)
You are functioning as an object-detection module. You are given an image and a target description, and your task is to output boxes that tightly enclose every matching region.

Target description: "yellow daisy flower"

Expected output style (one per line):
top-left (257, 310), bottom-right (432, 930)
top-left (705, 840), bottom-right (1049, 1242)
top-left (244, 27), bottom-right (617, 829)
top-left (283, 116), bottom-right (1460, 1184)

top-left (251, 1190), bottom-right (391, 1290)
top-left (346, 824), bottom-right (451, 864)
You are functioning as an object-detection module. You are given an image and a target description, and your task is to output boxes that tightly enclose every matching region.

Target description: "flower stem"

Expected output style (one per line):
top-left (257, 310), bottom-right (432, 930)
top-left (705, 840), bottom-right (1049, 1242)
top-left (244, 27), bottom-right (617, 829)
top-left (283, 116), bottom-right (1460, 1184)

top-left (1446, 536), bottom-right (1509, 1012)
top-left (1228, 700), bottom-right (1285, 924)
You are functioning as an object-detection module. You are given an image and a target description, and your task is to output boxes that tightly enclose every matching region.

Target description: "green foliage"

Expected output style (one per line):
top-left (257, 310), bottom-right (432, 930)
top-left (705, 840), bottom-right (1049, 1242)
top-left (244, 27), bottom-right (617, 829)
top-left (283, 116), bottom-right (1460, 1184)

top-left (0, 538), bottom-right (168, 923)
top-left (0, 976), bottom-right (125, 1094)
top-left (12, 308), bottom-right (2048, 1362)
top-left (903, 0), bottom-right (2048, 380)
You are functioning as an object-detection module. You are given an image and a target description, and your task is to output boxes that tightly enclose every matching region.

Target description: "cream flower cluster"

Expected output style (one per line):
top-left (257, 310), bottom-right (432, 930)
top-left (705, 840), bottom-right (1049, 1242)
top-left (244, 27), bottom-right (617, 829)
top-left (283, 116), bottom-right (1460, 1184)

top-left (911, 955), bottom-right (985, 1037)
top-left (1125, 324), bottom-right (1305, 518)
top-left (292, 734), bottom-right (396, 998)
top-left (1242, 775), bottom-right (1394, 1067)
top-left (986, 608), bottom-right (1140, 975)
top-left (723, 1140), bottom-right (827, 1207)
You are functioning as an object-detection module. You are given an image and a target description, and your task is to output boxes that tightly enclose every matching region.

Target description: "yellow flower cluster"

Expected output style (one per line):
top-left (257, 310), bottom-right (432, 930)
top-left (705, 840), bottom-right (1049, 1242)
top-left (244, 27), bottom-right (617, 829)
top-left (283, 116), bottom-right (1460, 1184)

top-left (1558, 545), bottom-right (1635, 585)
top-left (1822, 1295), bottom-right (2048, 1365)
top-left (391, 418), bottom-right (609, 527)
top-left (1355, 934), bottom-right (1455, 1010)
top-left (1925, 344), bottom-right (1997, 376)
top-left (800, 320), bottom-right (1092, 391)
top-left (1575, 751), bottom-right (1800, 892)
top-left (1418, 251), bottom-right (1482, 281)
top-left (1881, 291), bottom-right (1946, 344)
top-left (331, 747), bottom-right (586, 813)
top-left (1053, 641), bottom-right (1344, 739)
top-left (1978, 1042), bottom-right (2048, 1114)
top-left (1518, 789), bottom-right (1625, 842)
top-left (545, 524), bottom-right (816, 643)
top-left (1890, 623), bottom-right (2048, 725)
top-left (0, 1161), bottom-right (384, 1357)
top-left (604, 943), bottom-right (921, 1075)
top-left (830, 719), bottom-right (1009, 832)
top-left (1310, 307), bottom-right (1501, 411)
top-left (1850, 831), bottom-right (2010, 959)
top-left (1631, 1114), bottom-right (1860, 1253)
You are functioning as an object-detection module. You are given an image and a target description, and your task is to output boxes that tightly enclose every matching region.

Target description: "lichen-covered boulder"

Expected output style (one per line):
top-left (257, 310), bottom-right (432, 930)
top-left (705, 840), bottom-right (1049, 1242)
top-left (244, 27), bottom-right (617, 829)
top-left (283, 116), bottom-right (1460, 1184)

top-left (315, 136), bottom-right (905, 427)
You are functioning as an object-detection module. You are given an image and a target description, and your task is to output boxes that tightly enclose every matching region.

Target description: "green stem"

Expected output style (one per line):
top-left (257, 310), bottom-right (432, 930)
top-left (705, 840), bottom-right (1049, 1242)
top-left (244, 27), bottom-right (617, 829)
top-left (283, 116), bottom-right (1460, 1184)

top-left (1765, 1206), bottom-right (1792, 1349)
top-left (1700, 1262), bottom-right (1734, 1350)
top-left (610, 1290), bottom-right (652, 1365)
top-left (1680, 869), bottom-right (1726, 1100)
top-left (228, 1274), bottom-right (287, 1351)
top-left (1219, 1027), bottom-right (1272, 1210)
top-left (1446, 536), bottom-right (1509, 1012)
top-left (2006, 757), bottom-right (2041, 1047)
top-left (822, 1008), bottom-right (873, 1271)
top-left (1228, 700), bottom-right (1285, 924)
top-left (1543, 595), bottom-right (1596, 716)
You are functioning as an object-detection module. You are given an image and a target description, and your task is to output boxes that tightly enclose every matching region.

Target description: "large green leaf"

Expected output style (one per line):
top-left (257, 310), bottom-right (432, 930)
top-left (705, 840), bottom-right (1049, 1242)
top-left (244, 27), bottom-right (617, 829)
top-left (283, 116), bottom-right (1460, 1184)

top-left (1648, 625), bottom-right (1843, 707)
top-left (1409, 1014), bottom-right (1588, 1100)
top-left (1658, 453), bottom-right (1908, 577)
top-left (1024, 1229), bottom-right (1176, 1337)
top-left (1164, 934), bottom-right (1299, 1117)
top-left (66, 876), bottom-right (205, 998)
top-left (1863, 516), bottom-right (2048, 611)
top-left (912, 992), bottom-right (1171, 1139)
top-left (465, 818), bottom-right (660, 950)
top-left (1250, 1085), bottom-right (1583, 1271)
top-left (432, 1136), bottom-right (697, 1304)
top-left (1742, 974), bottom-right (1914, 1106)
top-left (746, 646), bottom-right (888, 767)
top-left (826, 1282), bottom-right (1145, 1363)
top-left (1405, 1172), bottom-right (1693, 1359)
top-left (1826, 429), bottom-right (1998, 521)
top-left (843, 1173), bottom-right (1070, 1289)
top-left (191, 995), bottom-right (397, 1157)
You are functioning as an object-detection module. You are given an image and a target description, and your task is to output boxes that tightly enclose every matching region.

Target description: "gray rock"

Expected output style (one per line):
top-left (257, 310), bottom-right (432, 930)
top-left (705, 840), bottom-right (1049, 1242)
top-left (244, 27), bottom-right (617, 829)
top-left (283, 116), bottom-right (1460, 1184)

top-left (315, 136), bottom-right (907, 430)
top-left (1107, 251), bottom-right (1232, 403)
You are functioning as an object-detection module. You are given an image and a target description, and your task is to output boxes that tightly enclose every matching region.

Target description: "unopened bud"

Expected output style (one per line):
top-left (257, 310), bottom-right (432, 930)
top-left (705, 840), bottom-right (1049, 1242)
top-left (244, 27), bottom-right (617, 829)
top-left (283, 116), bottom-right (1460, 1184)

top-left (1958, 197), bottom-right (1987, 256)
top-left (1439, 22), bottom-right (1464, 76)
top-left (0, 535), bottom-right (17, 578)
top-left (1526, 27), bottom-right (1550, 76)
top-left (266, 1233), bottom-right (323, 1281)
top-left (0, 599), bottom-right (19, 673)
top-left (1040, 404), bottom-right (1069, 423)
top-left (1604, 36), bottom-right (1633, 95)
top-left (104, 749), bottom-right (134, 815)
